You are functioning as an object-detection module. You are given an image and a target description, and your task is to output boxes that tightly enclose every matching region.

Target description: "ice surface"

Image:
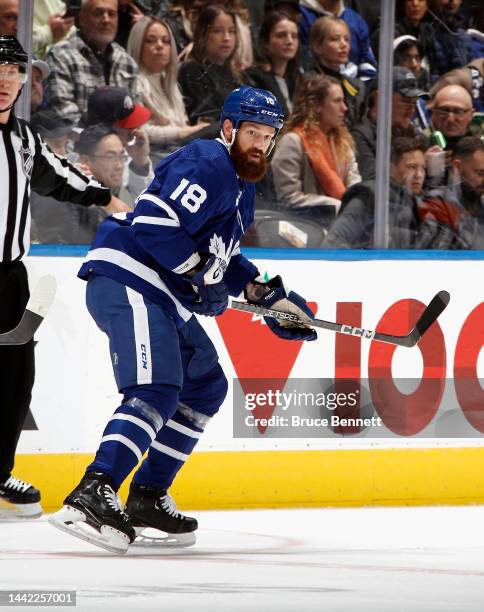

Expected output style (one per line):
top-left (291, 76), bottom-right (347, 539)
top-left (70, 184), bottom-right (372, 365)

top-left (1, 506), bottom-right (484, 611)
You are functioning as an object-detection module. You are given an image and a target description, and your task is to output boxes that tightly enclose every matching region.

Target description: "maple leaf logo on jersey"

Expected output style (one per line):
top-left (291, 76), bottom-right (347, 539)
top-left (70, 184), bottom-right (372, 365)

top-left (208, 234), bottom-right (237, 271)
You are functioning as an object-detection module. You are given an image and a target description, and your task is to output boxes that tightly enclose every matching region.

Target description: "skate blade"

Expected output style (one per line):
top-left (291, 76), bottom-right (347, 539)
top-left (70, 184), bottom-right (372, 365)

top-left (132, 526), bottom-right (196, 548)
top-left (0, 499), bottom-right (42, 521)
top-left (48, 505), bottom-right (130, 555)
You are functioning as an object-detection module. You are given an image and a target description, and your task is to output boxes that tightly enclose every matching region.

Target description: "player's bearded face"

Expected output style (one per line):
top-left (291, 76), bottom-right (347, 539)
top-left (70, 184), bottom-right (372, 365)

top-left (230, 137), bottom-right (268, 182)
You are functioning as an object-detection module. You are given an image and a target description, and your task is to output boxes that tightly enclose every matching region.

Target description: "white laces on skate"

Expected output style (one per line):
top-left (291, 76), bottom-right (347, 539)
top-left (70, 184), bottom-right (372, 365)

top-left (3, 476), bottom-right (31, 493)
top-left (159, 494), bottom-right (180, 518)
top-left (99, 485), bottom-right (126, 516)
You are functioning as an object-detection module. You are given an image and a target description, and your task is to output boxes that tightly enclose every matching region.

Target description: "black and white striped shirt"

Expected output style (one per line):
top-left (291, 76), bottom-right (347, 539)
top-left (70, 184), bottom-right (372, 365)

top-left (0, 114), bottom-right (111, 262)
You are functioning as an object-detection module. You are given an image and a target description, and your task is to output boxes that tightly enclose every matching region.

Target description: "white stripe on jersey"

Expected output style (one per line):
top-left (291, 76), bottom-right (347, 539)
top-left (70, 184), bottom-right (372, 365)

top-left (137, 194), bottom-right (180, 224)
top-left (150, 440), bottom-right (189, 462)
top-left (38, 138), bottom-right (103, 193)
top-left (172, 252), bottom-right (201, 274)
top-left (126, 287), bottom-right (153, 385)
top-left (0, 133), bottom-right (10, 257)
top-left (132, 216), bottom-right (180, 227)
top-left (5, 131), bottom-right (29, 261)
top-left (86, 247), bottom-right (192, 321)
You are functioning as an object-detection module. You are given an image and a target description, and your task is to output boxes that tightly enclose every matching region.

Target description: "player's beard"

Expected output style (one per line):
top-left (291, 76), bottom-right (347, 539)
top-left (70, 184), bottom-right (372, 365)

top-left (230, 139), bottom-right (268, 182)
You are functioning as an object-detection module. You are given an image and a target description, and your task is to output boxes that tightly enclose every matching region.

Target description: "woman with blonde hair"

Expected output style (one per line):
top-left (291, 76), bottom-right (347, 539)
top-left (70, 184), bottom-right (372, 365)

top-left (127, 16), bottom-right (208, 148)
top-left (309, 16), bottom-right (366, 126)
top-left (271, 74), bottom-right (361, 220)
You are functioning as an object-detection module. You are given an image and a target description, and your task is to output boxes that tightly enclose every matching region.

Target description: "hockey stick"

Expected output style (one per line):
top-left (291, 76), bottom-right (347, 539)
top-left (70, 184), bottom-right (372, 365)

top-left (229, 290), bottom-right (450, 348)
top-left (0, 274), bottom-right (57, 345)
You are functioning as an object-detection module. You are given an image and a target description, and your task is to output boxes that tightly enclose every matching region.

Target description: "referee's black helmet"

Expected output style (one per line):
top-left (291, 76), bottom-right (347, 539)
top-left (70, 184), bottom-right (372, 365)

top-left (0, 36), bottom-right (28, 74)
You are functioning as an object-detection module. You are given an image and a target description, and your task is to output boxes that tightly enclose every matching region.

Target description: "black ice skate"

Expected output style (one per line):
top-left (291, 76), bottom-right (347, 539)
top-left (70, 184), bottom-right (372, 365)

top-left (48, 472), bottom-right (135, 554)
top-left (126, 483), bottom-right (197, 548)
top-left (0, 476), bottom-right (42, 520)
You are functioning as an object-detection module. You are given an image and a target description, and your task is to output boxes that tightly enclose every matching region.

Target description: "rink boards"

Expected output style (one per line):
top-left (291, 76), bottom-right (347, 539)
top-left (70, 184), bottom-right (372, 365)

top-left (18, 248), bottom-right (484, 511)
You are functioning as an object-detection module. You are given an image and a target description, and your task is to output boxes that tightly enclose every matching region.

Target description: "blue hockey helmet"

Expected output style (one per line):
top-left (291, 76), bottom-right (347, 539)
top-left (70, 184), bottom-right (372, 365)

top-left (220, 86), bottom-right (284, 133)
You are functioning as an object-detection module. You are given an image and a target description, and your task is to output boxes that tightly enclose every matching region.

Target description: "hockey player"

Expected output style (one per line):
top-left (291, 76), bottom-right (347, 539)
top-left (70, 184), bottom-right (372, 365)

top-left (0, 36), bottom-right (128, 521)
top-left (49, 86), bottom-right (317, 554)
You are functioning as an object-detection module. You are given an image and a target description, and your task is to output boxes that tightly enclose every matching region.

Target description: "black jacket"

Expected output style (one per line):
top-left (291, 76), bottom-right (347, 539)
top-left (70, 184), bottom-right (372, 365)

top-left (178, 59), bottom-right (239, 126)
top-left (243, 67), bottom-right (298, 120)
top-left (322, 180), bottom-right (420, 248)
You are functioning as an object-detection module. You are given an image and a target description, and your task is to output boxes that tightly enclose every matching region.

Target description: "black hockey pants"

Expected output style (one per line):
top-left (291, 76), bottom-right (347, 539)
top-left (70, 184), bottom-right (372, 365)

top-left (0, 262), bottom-right (35, 480)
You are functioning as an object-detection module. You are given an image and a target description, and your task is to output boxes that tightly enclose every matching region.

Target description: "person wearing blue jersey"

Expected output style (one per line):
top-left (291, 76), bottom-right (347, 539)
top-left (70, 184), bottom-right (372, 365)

top-left (50, 86), bottom-right (317, 555)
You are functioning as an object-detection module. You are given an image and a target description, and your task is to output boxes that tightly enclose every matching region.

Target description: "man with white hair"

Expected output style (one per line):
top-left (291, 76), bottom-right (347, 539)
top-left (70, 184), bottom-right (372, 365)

top-left (45, 0), bottom-right (140, 124)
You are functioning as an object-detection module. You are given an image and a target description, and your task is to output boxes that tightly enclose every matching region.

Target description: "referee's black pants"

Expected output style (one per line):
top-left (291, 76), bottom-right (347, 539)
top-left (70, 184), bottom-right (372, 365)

top-left (0, 262), bottom-right (35, 481)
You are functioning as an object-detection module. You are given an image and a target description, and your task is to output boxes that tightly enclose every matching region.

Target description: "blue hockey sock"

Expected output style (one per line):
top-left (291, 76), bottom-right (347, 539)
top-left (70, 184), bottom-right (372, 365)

top-left (133, 407), bottom-right (207, 490)
top-left (87, 386), bottom-right (178, 489)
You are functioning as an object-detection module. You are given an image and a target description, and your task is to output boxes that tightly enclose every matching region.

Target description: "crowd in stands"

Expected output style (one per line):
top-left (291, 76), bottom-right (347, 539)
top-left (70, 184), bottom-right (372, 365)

top-left (1, 0), bottom-right (482, 248)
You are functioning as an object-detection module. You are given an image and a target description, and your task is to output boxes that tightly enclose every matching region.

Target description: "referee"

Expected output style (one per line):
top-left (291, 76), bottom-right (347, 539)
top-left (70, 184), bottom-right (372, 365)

top-left (0, 35), bottom-right (128, 520)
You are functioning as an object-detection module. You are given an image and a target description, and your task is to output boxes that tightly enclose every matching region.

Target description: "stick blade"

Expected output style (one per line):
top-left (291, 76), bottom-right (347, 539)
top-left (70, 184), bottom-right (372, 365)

top-left (406, 290), bottom-right (450, 347)
top-left (27, 274), bottom-right (57, 318)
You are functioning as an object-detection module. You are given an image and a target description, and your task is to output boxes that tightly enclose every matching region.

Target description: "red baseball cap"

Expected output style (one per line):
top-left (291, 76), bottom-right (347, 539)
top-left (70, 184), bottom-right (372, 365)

top-left (87, 86), bottom-right (152, 129)
top-left (115, 103), bottom-right (152, 129)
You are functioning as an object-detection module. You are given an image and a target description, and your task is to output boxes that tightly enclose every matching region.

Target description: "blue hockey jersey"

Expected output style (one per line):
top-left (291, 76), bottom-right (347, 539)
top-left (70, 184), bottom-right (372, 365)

top-left (78, 138), bottom-right (259, 327)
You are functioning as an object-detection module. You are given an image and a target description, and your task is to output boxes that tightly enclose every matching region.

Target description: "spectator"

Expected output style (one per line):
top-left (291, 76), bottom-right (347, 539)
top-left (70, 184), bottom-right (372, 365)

top-left (30, 59), bottom-right (50, 115)
top-left (417, 136), bottom-right (484, 248)
top-left (45, 0), bottom-right (141, 125)
top-left (352, 67), bottom-right (427, 180)
top-left (75, 124), bottom-right (152, 206)
top-left (33, 0), bottom-right (75, 58)
top-left (264, 0), bottom-right (301, 23)
top-left (429, 58), bottom-right (484, 113)
top-left (373, 0), bottom-right (434, 62)
top-left (299, 0), bottom-right (376, 80)
top-left (427, 0), bottom-right (476, 83)
top-left (323, 136), bottom-right (428, 248)
top-left (271, 74), bottom-right (361, 224)
top-left (85, 86), bottom-right (154, 195)
top-left (0, 0), bottom-right (17, 35)
top-left (126, 16), bottom-right (209, 148)
top-left (430, 84), bottom-right (476, 143)
top-left (308, 16), bottom-right (366, 126)
top-left (32, 123), bottom-right (153, 244)
top-left (173, 0), bottom-right (254, 69)
top-left (393, 35), bottom-right (430, 92)
top-left (178, 5), bottom-right (241, 128)
top-left (244, 10), bottom-right (300, 119)
top-left (31, 92), bottom-right (154, 244)
top-left (425, 84), bottom-right (478, 185)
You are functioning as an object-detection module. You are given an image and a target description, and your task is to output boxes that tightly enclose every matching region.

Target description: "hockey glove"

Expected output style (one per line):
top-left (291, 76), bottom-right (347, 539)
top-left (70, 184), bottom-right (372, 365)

top-left (187, 254), bottom-right (229, 317)
top-left (245, 276), bottom-right (317, 341)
